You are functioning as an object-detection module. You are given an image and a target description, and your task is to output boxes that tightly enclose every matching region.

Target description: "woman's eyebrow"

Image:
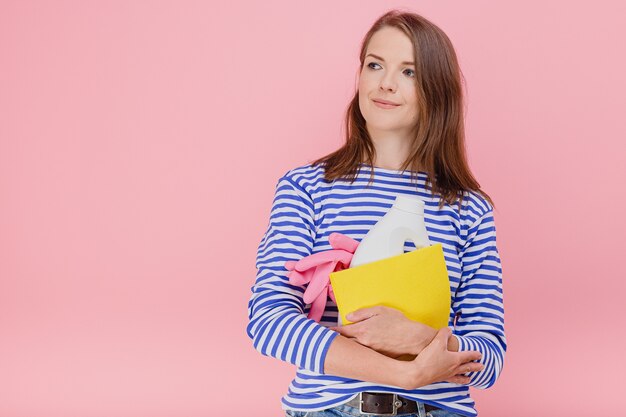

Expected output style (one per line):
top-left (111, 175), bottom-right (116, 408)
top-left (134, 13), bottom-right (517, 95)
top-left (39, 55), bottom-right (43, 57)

top-left (365, 53), bottom-right (415, 66)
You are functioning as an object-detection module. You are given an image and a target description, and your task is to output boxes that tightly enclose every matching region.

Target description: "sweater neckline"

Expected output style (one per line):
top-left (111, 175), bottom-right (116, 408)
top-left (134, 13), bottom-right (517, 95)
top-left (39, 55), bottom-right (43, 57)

top-left (358, 163), bottom-right (428, 176)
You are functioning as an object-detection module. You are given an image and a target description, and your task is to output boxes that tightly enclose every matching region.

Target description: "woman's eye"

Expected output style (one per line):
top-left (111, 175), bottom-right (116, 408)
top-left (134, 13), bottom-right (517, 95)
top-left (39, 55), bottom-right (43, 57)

top-left (367, 62), bottom-right (414, 77)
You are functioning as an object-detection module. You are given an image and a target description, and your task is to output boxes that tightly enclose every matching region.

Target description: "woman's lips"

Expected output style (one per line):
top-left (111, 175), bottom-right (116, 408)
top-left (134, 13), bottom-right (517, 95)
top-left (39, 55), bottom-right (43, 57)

top-left (373, 99), bottom-right (400, 109)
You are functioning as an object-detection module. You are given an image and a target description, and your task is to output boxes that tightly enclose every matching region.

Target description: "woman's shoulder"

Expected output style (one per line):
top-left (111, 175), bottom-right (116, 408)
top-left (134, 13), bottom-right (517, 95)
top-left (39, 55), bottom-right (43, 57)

top-left (278, 162), bottom-right (327, 190)
top-left (458, 189), bottom-right (494, 224)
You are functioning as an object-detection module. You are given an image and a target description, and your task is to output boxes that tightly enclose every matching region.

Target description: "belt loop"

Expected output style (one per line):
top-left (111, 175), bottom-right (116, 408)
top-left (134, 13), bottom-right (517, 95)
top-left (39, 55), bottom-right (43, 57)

top-left (417, 401), bottom-right (426, 417)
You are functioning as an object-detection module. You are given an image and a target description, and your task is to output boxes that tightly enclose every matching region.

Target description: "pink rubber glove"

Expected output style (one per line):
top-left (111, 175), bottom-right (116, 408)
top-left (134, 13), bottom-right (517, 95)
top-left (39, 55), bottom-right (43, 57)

top-left (284, 232), bottom-right (359, 322)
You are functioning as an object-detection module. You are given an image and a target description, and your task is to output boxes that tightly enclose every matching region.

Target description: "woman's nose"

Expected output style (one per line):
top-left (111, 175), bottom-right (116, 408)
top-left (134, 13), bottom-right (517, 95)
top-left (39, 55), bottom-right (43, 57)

top-left (379, 75), bottom-right (397, 93)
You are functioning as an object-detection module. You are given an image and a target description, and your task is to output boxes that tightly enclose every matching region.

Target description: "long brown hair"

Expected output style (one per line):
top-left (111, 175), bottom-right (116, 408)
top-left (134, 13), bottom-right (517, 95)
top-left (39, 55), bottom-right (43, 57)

top-left (311, 9), bottom-right (495, 211)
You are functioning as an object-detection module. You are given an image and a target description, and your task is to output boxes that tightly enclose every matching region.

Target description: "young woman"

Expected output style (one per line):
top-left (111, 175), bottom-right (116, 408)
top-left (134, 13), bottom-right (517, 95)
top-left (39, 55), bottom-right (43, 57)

top-left (247, 9), bottom-right (506, 417)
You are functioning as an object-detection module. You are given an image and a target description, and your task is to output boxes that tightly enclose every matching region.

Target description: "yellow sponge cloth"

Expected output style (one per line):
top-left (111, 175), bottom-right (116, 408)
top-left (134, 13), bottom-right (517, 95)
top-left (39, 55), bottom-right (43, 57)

top-left (329, 243), bottom-right (451, 328)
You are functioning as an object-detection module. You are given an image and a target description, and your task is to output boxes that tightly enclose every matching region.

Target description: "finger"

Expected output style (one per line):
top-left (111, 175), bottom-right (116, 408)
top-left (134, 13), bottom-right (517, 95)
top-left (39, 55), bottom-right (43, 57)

top-left (445, 376), bottom-right (467, 384)
top-left (331, 323), bottom-right (358, 338)
top-left (303, 261), bottom-right (336, 304)
top-left (457, 350), bottom-right (483, 363)
top-left (294, 252), bottom-right (336, 271)
top-left (328, 285), bottom-right (336, 303)
top-left (295, 250), bottom-right (353, 271)
top-left (446, 376), bottom-right (471, 385)
top-left (457, 362), bottom-right (485, 375)
top-left (346, 306), bottom-right (378, 322)
top-left (330, 326), bottom-right (348, 336)
top-left (329, 232), bottom-right (360, 253)
top-left (307, 286), bottom-right (328, 323)
top-left (288, 269), bottom-right (310, 286)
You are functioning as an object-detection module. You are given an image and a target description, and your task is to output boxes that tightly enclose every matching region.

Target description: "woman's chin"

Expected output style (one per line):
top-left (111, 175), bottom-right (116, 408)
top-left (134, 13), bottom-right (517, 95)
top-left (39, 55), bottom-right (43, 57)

top-left (365, 121), bottom-right (408, 133)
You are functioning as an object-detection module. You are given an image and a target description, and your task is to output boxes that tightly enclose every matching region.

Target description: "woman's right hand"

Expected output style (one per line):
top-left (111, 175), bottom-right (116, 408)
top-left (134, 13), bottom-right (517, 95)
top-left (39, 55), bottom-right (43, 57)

top-left (400, 327), bottom-right (484, 389)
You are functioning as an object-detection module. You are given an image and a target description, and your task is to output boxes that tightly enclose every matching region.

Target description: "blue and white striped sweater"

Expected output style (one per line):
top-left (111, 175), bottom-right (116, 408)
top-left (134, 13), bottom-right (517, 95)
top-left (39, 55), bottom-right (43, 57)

top-left (247, 163), bottom-right (506, 417)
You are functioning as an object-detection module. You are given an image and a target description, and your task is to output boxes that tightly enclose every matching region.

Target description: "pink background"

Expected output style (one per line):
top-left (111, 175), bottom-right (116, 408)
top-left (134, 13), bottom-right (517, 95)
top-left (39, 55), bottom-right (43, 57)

top-left (2, 1), bottom-right (625, 416)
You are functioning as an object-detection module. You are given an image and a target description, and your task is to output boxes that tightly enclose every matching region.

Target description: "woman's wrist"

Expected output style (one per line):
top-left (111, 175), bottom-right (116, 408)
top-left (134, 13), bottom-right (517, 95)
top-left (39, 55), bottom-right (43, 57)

top-left (407, 322), bottom-right (437, 355)
top-left (395, 357), bottom-right (428, 390)
top-left (406, 322), bottom-right (460, 354)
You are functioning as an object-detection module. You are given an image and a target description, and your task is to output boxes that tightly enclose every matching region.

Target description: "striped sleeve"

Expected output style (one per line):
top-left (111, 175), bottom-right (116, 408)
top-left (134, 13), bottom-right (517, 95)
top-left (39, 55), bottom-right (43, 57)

top-left (452, 207), bottom-right (507, 389)
top-left (246, 174), bottom-right (338, 374)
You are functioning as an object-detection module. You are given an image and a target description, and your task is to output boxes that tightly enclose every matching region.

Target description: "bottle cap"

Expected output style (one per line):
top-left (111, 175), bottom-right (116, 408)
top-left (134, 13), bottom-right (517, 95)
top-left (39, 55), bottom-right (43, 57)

top-left (393, 195), bottom-right (425, 215)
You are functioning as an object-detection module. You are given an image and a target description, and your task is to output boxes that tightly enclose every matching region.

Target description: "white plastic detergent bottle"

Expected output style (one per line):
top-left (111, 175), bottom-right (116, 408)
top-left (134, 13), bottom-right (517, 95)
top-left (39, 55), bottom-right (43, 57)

top-left (349, 194), bottom-right (431, 268)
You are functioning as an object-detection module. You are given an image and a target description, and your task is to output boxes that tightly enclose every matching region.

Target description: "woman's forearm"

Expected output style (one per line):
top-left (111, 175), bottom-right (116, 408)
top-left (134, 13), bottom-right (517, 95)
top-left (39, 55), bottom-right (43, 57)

top-left (324, 333), bottom-right (414, 388)
top-left (403, 322), bottom-right (460, 357)
top-left (324, 329), bottom-right (481, 390)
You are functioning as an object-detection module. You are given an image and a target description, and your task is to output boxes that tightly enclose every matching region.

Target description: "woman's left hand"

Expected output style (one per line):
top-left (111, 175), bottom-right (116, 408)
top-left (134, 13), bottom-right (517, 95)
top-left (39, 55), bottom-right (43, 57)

top-left (329, 305), bottom-right (437, 360)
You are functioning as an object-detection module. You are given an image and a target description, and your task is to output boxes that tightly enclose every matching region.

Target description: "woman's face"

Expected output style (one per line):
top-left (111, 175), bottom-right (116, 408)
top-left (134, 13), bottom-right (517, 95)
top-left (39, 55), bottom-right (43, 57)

top-left (358, 26), bottom-right (419, 135)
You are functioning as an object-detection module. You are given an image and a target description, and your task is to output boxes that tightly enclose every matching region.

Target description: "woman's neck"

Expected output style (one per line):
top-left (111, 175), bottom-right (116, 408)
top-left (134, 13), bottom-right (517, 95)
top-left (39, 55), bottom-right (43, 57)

top-left (368, 139), bottom-right (411, 170)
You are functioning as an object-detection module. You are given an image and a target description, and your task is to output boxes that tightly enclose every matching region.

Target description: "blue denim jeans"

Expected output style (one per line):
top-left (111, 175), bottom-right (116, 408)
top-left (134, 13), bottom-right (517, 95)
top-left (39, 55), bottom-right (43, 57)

top-left (285, 401), bottom-right (467, 417)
